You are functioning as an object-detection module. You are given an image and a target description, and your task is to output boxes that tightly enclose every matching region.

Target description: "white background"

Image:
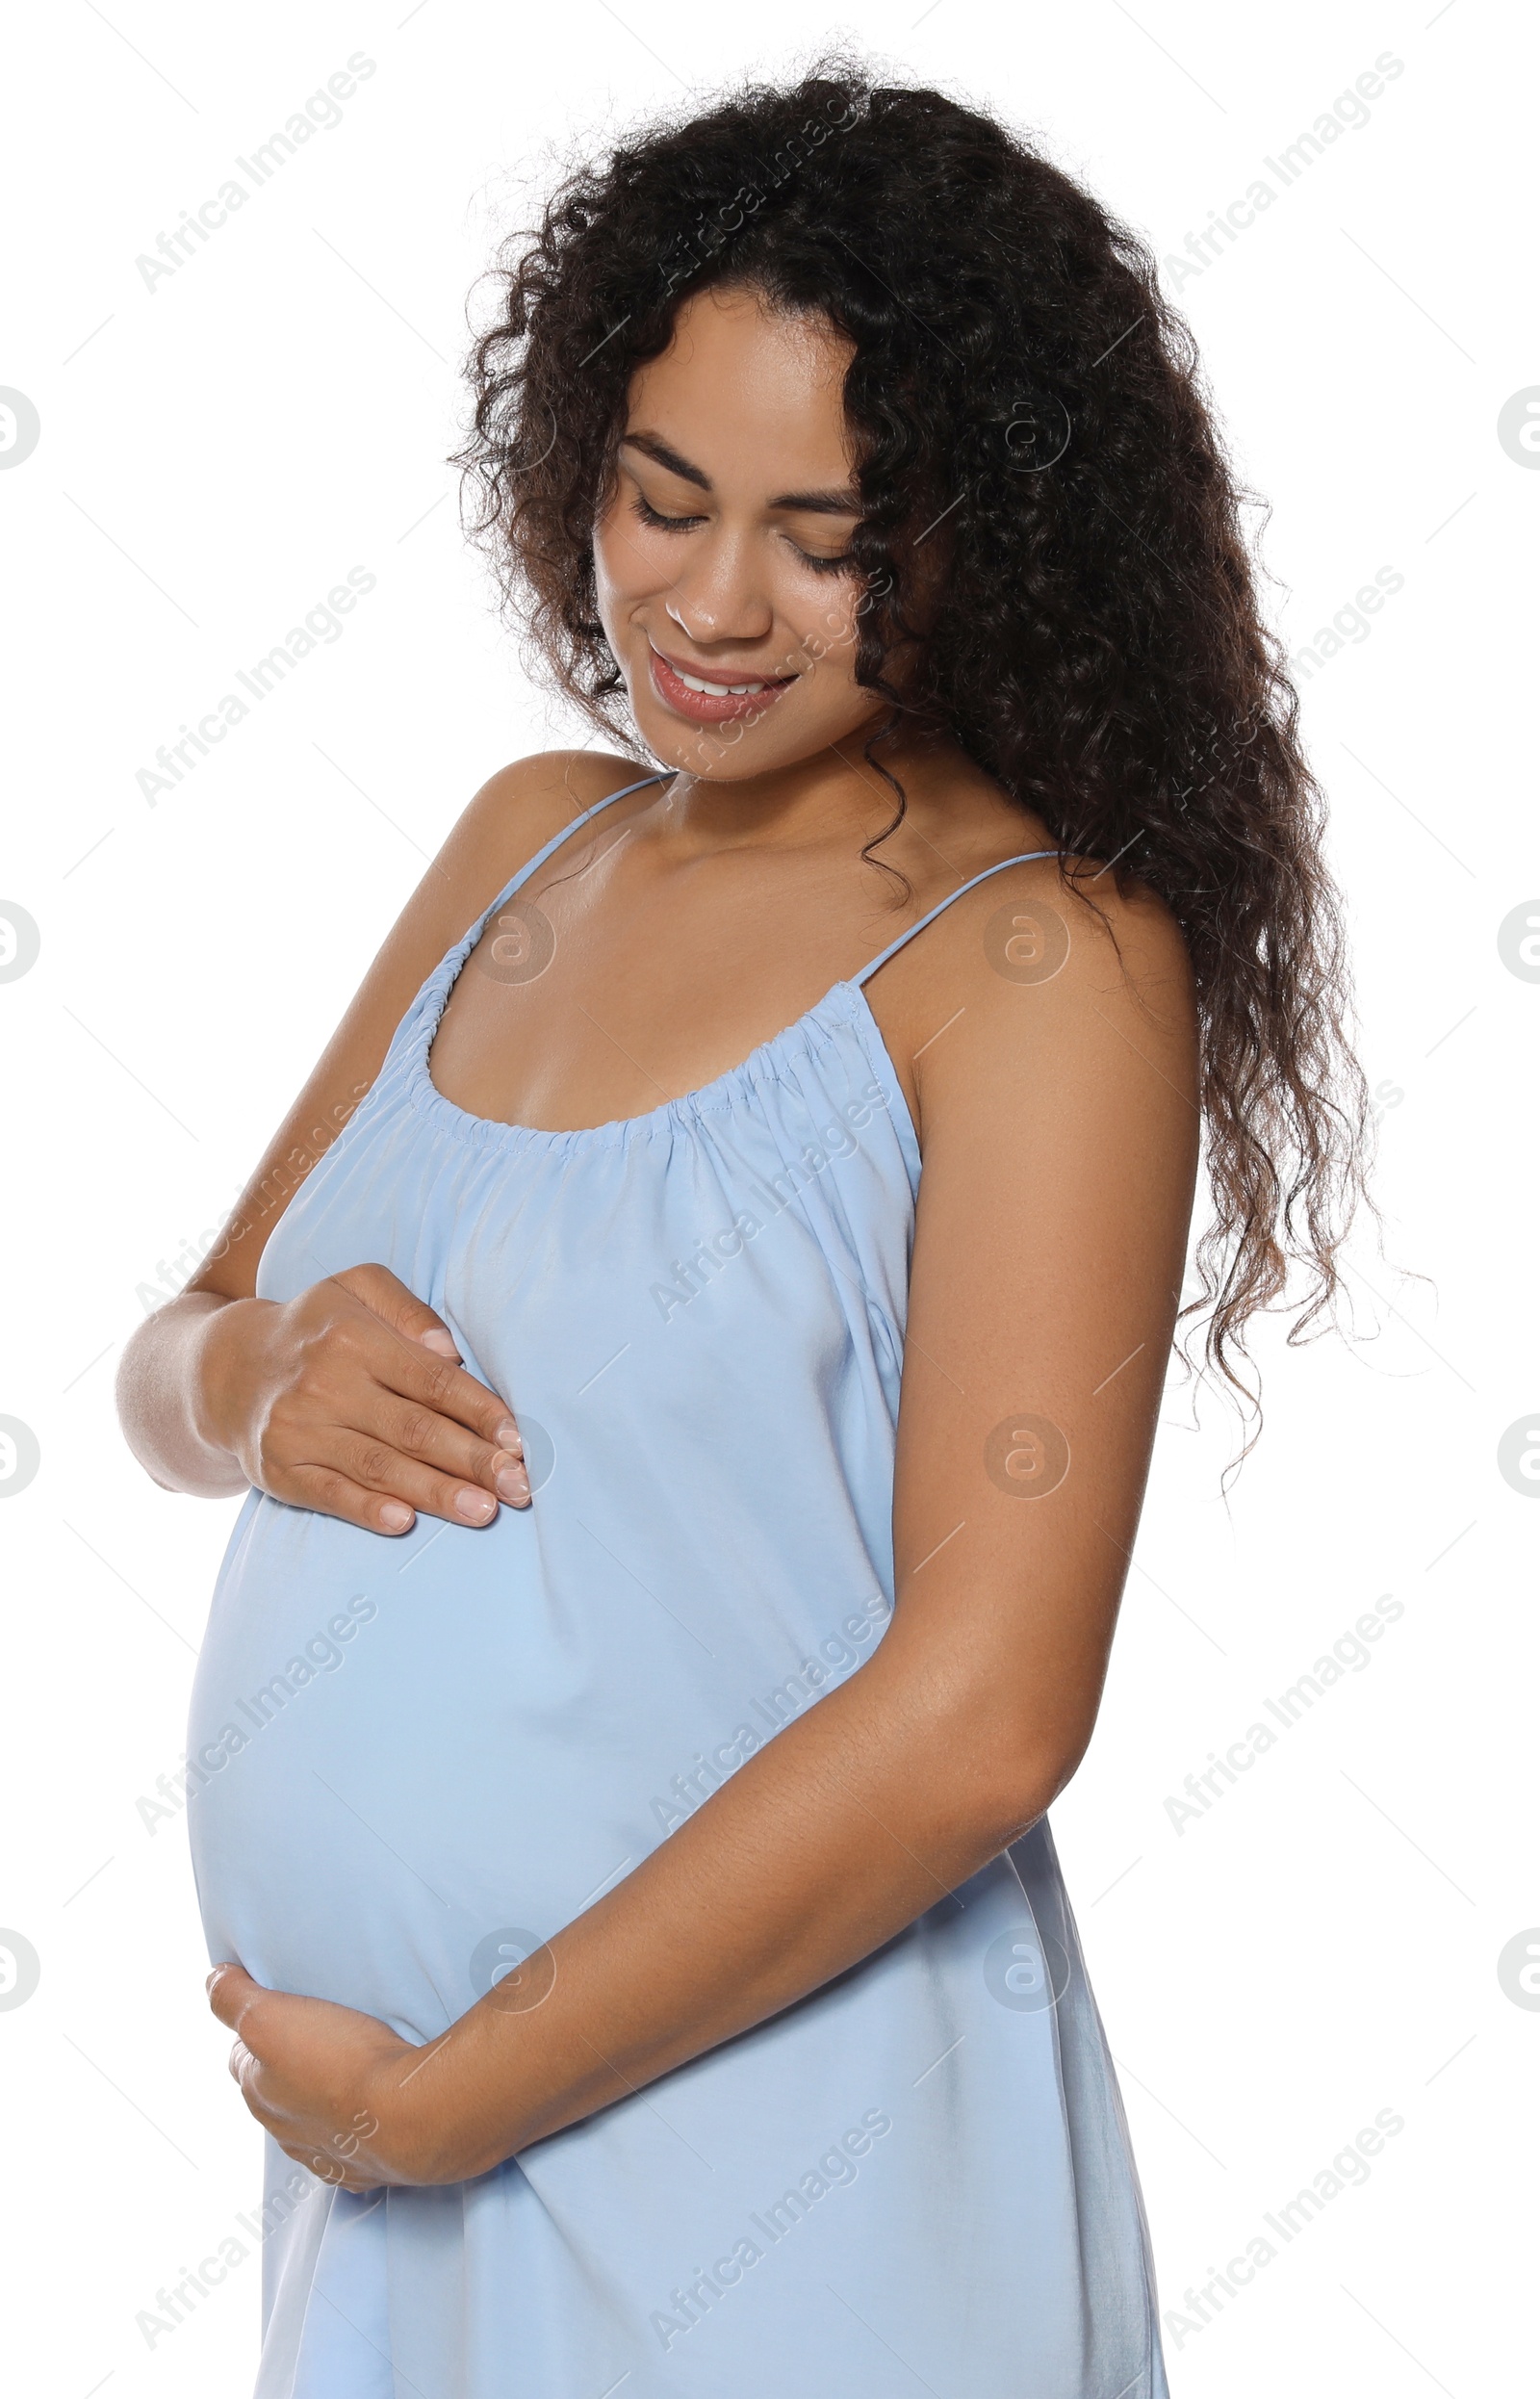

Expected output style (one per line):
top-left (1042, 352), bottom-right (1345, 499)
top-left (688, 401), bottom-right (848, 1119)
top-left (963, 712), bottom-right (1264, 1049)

top-left (1, 1), bottom-right (1533, 2392)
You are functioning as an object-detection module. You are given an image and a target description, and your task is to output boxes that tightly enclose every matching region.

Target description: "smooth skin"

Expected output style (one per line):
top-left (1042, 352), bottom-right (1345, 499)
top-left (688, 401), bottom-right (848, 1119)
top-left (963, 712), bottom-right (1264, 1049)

top-left (118, 285), bottom-right (1199, 2188)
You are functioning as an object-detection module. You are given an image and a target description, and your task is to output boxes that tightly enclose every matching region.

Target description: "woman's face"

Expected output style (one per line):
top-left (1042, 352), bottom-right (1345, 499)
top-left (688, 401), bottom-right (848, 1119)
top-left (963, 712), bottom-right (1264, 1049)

top-left (592, 284), bottom-right (886, 780)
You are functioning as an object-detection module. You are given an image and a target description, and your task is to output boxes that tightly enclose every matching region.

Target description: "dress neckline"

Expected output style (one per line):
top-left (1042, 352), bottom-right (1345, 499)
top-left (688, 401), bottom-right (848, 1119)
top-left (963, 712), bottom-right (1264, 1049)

top-left (405, 768), bottom-right (1057, 1157)
top-left (410, 957), bottom-right (916, 1158)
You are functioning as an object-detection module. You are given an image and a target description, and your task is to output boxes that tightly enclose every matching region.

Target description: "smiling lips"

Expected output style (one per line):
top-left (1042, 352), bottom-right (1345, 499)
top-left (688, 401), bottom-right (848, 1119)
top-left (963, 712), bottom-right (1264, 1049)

top-left (647, 641), bottom-right (797, 725)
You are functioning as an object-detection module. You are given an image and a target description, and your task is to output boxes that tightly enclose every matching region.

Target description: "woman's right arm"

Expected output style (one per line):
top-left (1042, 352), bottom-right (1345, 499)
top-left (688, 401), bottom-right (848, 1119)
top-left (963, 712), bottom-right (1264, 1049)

top-left (115, 748), bottom-right (641, 1535)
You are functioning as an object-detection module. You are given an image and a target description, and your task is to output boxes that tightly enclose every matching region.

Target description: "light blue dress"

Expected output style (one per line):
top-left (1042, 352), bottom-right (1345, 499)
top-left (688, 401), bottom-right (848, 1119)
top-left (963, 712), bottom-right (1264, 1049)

top-left (188, 773), bottom-right (1169, 2398)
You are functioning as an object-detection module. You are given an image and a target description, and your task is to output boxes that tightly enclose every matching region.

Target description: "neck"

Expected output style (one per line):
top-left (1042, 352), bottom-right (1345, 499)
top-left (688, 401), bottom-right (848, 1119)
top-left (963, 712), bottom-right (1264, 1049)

top-left (656, 730), bottom-right (963, 858)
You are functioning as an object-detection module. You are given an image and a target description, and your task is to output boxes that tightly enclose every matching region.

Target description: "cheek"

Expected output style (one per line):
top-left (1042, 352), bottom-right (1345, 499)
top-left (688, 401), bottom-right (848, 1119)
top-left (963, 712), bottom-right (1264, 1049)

top-left (789, 593), bottom-right (864, 689)
top-left (592, 500), bottom-right (667, 607)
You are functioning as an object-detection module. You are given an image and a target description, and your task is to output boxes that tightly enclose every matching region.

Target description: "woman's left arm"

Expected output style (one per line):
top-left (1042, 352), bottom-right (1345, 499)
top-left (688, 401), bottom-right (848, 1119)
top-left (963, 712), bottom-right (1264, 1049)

top-left (212, 864), bottom-right (1200, 2187)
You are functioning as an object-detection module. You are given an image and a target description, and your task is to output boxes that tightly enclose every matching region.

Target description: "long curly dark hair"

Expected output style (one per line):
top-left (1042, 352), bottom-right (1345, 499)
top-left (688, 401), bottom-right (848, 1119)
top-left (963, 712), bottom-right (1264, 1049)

top-left (452, 58), bottom-right (1375, 1454)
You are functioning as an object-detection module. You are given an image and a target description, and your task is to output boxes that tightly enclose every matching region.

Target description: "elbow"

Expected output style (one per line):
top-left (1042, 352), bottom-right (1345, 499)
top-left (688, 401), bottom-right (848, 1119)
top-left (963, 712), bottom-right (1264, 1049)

top-left (869, 1642), bottom-right (1100, 1861)
top-left (952, 1703), bottom-right (1091, 1854)
top-left (981, 1756), bottom-right (1085, 1854)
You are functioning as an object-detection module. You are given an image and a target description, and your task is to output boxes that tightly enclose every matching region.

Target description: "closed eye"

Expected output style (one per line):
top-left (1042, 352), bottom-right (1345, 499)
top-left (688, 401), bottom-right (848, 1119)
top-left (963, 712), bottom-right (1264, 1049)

top-left (631, 494), bottom-right (706, 535)
top-left (629, 493), bottom-right (854, 576)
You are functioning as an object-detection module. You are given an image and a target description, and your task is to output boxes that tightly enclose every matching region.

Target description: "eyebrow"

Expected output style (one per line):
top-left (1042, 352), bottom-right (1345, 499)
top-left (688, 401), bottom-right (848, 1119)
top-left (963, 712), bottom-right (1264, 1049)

top-left (620, 431), bottom-right (860, 517)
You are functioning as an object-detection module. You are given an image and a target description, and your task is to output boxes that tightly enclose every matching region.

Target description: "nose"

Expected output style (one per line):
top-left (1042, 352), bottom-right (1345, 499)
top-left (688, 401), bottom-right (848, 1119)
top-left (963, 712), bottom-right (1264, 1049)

top-left (662, 528), bottom-right (774, 648)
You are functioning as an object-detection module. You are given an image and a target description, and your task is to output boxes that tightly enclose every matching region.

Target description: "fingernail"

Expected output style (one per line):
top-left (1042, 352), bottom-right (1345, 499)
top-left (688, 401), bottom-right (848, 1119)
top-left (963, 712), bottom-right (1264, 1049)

top-left (494, 1454), bottom-right (530, 1504)
top-left (420, 1328), bottom-right (461, 1357)
top-left (455, 1485), bottom-right (497, 1523)
top-left (380, 1500), bottom-right (414, 1533)
top-left (494, 1417), bottom-right (522, 1454)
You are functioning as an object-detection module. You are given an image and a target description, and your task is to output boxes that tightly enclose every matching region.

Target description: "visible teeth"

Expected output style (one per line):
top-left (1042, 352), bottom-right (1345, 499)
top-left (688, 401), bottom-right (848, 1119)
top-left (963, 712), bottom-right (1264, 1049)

top-left (677, 669), bottom-right (766, 696)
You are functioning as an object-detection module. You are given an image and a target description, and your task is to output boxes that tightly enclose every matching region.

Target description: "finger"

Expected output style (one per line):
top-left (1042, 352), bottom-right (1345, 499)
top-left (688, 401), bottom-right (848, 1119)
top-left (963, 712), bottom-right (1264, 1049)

top-left (334, 1397), bottom-right (530, 1515)
top-left (276, 1462), bottom-right (424, 1537)
top-left (375, 1337), bottom-right (524, 1458)
top-left (323, 1436), bottom-right (499, 1528)
top-left (209, 1966), bottom-right (310, 2096)
top-left (283, 1442), bottom-right (526, 1535)
top-left (332, 1439), bottom-right (528, 1526)
top-left (355, 1387), bottom-right (528, 1502)
top-left (207, 1960), bottom-right (262, 2032)
top-left (257, 1279), bottom-right (530, 1530)
top-left (330, 1264), bottom-right (464, 1359)
top-left (228, 2038), bottom-right (284, 2133)
top-left (229, 2044), bottom-right (313, 2155)
top-left (316, 1274), bottom-right (524, 1457)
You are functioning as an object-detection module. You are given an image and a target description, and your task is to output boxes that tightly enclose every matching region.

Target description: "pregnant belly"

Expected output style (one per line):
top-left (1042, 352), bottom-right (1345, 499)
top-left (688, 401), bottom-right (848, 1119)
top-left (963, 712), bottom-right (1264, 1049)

top-left (187, 1488), bottom-right (888, 2044)
top-left (188, 1492), bottom-right (681, 2041)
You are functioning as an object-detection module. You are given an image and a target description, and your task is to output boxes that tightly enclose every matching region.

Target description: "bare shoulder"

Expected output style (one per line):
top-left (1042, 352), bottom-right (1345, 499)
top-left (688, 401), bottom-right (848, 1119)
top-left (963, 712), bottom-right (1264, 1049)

top-left (180, 748), bottom-right (650, 1303)
top-left (891, 848), bottom-right (1199, 1139)
top-left (985, 848), bottom-right (1195, 1015)
top-left (465, 744), bottom-right (654, 835)
top-left (429, 747), bottom-right (653, 934)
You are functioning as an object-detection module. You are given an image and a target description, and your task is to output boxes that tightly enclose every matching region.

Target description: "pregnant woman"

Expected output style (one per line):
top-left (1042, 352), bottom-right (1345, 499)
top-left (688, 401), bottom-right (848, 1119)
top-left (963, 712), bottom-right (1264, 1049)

top-left (117, 65), bottom-right (1369, 2399)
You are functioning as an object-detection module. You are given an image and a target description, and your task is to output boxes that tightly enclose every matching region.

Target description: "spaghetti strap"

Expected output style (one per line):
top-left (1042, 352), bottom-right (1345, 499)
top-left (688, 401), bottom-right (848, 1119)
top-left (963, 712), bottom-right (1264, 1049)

top-left (479, 771), bottom-right (671, 923)
top-left (854, 848), bottom-right (1062, 987)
